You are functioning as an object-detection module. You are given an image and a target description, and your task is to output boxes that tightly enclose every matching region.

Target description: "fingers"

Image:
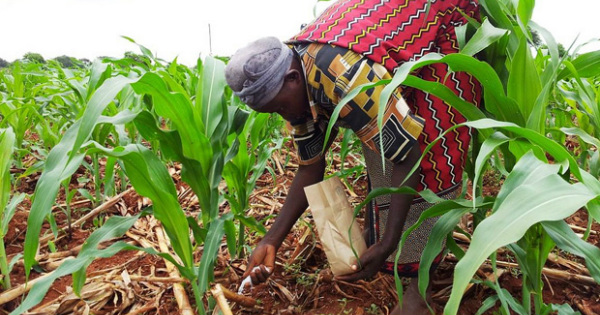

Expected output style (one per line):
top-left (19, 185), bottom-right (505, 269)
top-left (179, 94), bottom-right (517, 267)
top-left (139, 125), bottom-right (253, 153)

top-left (242, 260), bottom-right (257, 278)
top-left (336, 263), bottom-right (372, 281)
top-left (336, 259), bottom-right (380, 282)
top-left (265, 245), bottom-right (277, 268)
top-left (249, 265), bottom-right (272, 285)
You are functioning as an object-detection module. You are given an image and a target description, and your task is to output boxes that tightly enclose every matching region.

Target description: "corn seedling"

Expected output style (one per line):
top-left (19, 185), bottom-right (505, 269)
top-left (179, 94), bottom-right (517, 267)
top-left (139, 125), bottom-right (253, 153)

top-left (131, 52), bottom-right (261, 313)
top-left (223, 110), bottom-right (283, 257)
top-left (0, 127), bottom-right (25, 290)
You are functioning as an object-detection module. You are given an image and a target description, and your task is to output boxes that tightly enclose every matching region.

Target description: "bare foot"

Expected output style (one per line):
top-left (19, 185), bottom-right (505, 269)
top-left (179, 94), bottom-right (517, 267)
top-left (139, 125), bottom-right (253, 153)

top-left (390, 279), bottom-right (433, 315)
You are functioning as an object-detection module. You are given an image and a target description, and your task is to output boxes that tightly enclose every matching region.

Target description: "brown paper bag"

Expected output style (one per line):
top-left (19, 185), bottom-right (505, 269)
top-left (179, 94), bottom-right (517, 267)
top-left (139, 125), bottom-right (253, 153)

top-left (304, 176), bottom-right (367, 276)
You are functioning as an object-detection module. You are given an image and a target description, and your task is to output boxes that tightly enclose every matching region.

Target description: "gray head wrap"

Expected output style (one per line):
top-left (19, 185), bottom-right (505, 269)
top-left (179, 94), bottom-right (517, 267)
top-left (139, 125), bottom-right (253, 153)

top-left (225, 36), bottom-right (294, 109)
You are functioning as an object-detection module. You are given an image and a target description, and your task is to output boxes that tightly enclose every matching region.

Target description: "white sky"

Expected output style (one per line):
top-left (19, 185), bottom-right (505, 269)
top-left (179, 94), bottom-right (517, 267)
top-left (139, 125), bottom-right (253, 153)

top-left (0, 0), bottom-right (598, 66)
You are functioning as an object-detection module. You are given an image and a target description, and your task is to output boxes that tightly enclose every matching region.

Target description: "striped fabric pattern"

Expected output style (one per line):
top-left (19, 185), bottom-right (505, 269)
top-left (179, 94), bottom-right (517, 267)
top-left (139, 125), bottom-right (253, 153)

top-left (290, 0), bottom-right (479, 73)
top-left (290, 43), bottom-right (425, 166)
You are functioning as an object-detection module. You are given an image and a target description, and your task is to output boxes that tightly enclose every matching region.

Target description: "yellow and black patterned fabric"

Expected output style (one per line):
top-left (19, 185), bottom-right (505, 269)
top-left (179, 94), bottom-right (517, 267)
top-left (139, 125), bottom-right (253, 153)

top-left (289, 43), bottom-right (425, 166)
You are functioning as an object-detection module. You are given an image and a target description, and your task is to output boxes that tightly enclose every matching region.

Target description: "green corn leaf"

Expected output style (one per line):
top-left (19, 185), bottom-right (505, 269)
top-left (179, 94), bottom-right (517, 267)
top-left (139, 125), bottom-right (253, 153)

top-left (402, 75), bottom-right (488, 124)
top-left (386, 53), bottom-right (522, 127)
top-left (353, 186), bottom-right (418, 218)
top-left (1, 193), bottom-right (25, 235)
top-left (187, 217), bottom-right (207, 244)
top-left (392, 196), bottom-right (492, 307)
top-left (121, 36), bottom-right (155, 61)
top-left (461, 119), bottom-right (581, 180)
top-left (223, 220), bottom-right (237, 258)
top-left (88, 143), bottom-right (193, 268)
top-left (551, 303), bottom-right (582, 315)
top-left (135, 111), bottom-right (213, 223)
top-left (158, 69), bottom-right (189, 97)
top-left (207, 153), bottom-right (224, 220)
top-left (168, 57), bottom-right (179, 76)
top-left (471, 132), bottom-right (510, 206)
top-left (591, 151), bottom-right (600, 178)
top-left (131, 72), bottom-right (209, 164)
top-left (444, 153), bottom-right (596, 315)
top-left (195, 57), bottom-right (205, 120)
top-left (526, 79), bottom-right (558, 134)
top-left (475, 295), bottom-right (500, 315)
top-left (11, 214), bottom-right (140, 315)
top-left (231, 106), bottom-right (251, 137)
top-left (507, 139), bottom-right (547, 161)
top-left (525, 21), bottom-right (563, 134)
top-left (86, 60), bottom-right (111, 100)
top-left (586, 200), bottom-right (600, 224)
top-left (530, 22), bottom-right (560, 68)
top-left (197, 214), bottom-right (231, 294)
top-left (479, 0), bottom-right (513, 30)
top-left (225, 137), bottom-right (243, 168)
top-left (461, 18), bottom-right (509, 57)
top-left (24, 75), bottom-right (136, 276)
top-left (561, 127), bottom-right (600, 149)
top-left (103, 156), bottom-right (117, 197)
top-left (446, 232), bottom-right (466, 260)
top-left (96, 109), bottom-right (142, 125)
top-left (508, 37), bottom-right (542, 122)
top-left (557, 66), bottom-right (598, 119)
top-left (578, 169), bottom-right (600, 222)
top-left (542, 220), bottom-right (600, 283)
top-left (201, 56), bottom-right (227, 138)
top-left (0, 128), bottom-right (15, 212)
top-left (516, 0), bottom-right (535, 31)
top-left (133, 110), bottom-right (187, 163)
top-left (0, 127), bottom-right (16, 289)
top-left (237, 215), bottom-right (267, 235)
top-left (71, 213), bottom-right (142, 293)
top-left (506, 241), bottom-right (539, 291)
top-left (416, 207), bottom-right (472, 300)
top-left (558, 50), bottom-right (600, 80)
top-left (323, 80), bottom-right (387, 154)
top-left (403, 117), bottom-right (579, 207)
top-left (497, 287), bottom-right (528, 315)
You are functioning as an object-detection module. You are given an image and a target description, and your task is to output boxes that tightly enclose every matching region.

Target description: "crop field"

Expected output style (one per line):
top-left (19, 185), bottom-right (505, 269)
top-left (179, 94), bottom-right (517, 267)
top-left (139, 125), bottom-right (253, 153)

top-left (1, 1), bottom-right (600, 315)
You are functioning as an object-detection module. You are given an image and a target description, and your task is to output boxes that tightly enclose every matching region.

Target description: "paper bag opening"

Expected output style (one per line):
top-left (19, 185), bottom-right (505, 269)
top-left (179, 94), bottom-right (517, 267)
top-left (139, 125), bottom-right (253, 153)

top-left (304, 176), bottom-right (367, 276)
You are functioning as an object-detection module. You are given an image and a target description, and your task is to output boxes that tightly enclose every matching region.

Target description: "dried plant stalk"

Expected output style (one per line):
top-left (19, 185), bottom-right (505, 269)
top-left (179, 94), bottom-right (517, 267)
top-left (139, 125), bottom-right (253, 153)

top-left (0, 272), bottom-right (53, 305)
top-left (447, 254), bottom-right (598, 286)
top-left (211, 284), bottom-right (234, 315)
top-left (219, 284), bottom-right (258, 308)
top-left (155, 225), bottom-right (195, 315)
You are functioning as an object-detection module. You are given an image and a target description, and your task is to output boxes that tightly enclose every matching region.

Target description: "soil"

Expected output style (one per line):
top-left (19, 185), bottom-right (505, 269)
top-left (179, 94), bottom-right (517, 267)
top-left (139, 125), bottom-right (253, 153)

top-left (1, 139), bottom-right (599, 315)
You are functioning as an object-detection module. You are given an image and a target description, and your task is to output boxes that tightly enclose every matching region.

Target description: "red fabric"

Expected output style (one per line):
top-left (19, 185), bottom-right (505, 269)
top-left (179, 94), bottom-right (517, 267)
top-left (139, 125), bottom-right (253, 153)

top-left (382, 252), bottom-right (444, 277)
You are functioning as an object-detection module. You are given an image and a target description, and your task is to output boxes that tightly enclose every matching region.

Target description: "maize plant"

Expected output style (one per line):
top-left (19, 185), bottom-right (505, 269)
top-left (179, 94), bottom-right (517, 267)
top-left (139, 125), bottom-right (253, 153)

top-left (351, 0), bottom-right (600, 314)
top-left (0, 127), bottom-right (26, 290)
top-left (131, 55), bottom-right (253, 313)
top-left (223, 110), bottom-right (283, 257)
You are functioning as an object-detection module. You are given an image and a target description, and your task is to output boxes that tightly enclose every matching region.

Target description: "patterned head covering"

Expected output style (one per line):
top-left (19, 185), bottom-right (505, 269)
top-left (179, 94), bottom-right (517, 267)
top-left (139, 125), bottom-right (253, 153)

top-left (225, 36), bottom-right (294, 109)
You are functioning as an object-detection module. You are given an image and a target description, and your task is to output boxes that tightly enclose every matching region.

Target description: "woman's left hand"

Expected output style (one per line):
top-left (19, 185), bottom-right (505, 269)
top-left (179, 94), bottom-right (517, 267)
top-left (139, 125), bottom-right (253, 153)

top-left (335, 242), bottom-right (390, 282)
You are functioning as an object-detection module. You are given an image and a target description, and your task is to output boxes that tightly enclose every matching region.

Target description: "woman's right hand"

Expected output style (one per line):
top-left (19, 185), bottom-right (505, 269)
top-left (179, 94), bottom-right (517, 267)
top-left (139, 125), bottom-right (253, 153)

top-left (243, 241), bottom-right (277, 284)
